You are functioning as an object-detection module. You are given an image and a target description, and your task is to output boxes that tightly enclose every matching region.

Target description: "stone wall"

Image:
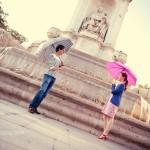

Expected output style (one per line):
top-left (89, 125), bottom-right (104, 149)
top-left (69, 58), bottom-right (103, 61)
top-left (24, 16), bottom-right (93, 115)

top-left (131, 97), bottom-right (150, 124)
top-left (0, 47), bottom-right (139, 114)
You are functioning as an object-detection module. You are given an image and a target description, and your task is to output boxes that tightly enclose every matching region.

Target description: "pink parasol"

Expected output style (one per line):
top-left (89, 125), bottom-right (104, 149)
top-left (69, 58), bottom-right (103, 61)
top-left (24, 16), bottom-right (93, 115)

top-left (106, 61), bottom-right (137, 86)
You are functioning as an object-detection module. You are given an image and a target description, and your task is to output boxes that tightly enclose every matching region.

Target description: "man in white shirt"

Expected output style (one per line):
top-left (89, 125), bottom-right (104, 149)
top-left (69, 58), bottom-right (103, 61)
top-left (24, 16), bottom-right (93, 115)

top-left (28, 45), bottom-right (65, 114)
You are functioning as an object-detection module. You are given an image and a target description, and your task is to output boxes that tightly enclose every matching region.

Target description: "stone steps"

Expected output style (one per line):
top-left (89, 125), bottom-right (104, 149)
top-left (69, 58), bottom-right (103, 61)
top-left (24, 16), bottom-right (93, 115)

top-left (0, 67), bottom-right (150, 150)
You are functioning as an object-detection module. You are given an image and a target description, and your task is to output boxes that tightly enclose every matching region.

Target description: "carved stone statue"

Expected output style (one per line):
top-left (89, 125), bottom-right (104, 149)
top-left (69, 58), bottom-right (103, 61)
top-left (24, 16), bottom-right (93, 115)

top-left (47, 27), bottom-right (61, 39)
top-left (79, 7), bottom-right (108, 41)
top-left (99, 16), bottom-right (109, 41)
top-left (80, 8), bottom-right (103, 32)
top-left (90, 7), bottom-right (104, 20)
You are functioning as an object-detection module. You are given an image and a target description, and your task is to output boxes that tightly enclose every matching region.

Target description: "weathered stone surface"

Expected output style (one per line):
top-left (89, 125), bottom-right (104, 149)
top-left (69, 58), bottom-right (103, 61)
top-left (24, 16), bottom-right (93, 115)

top-left (67, 0), bottom-right (131, 47)
top-left (0, 100), bottom-right (130, 150)
top-left (112, 50), bottom-right (127, 64)
top-left (0, 28), bottom-right (24, 49)
top-left (0, 47), bottom-right (139, 114)
top-left (0, 67), bottom-right (150, 150)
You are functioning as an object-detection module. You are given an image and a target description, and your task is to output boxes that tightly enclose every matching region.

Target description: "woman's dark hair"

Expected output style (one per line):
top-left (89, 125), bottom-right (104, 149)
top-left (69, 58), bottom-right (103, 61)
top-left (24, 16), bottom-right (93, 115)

top-left (121, 72), bottom-right (128, 91)
top-left (55, 45), bottom-right (65, 52)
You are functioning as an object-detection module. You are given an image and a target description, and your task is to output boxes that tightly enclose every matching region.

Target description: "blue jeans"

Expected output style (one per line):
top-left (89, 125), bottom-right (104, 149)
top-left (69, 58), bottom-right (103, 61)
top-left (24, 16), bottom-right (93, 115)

top-left (29, 74), bottom-right (56, 109)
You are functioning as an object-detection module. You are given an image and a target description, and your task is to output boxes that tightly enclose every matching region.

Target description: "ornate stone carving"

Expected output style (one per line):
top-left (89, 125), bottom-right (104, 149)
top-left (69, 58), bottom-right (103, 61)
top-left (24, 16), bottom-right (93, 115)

top-left (79, 7), bottom-right (109, 41)
top-left (47, 27), bottom-right (61, 39)
top-left (113, 50), bottom-right (127, 64)
top-left (99, 17), bottom-right (109, 40)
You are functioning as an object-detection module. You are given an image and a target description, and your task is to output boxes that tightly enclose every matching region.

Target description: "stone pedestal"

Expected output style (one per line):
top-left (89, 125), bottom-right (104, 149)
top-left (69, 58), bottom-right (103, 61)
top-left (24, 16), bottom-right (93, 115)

top-left (66, 0), bottom-right (132, 59)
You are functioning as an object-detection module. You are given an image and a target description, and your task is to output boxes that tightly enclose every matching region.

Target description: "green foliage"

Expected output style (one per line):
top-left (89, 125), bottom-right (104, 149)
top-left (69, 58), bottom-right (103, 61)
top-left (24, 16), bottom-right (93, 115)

top-left (0, 1), bottom-right (27, 43)
top-left (7, 28), bottom-right (26, 43)
top-left (0, 1), bottom-right (8, 29)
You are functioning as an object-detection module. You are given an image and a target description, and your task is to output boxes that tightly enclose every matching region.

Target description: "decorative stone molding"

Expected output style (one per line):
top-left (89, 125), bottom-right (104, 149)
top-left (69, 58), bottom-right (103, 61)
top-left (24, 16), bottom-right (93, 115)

top-left (79, 7), bottom-right (109, 42)
top-left (47, 27), bottom-right (61, 38)
top-left (27, 40), bottom-right (46, 54)
top-left (112, 50), bottom-right (127, 64)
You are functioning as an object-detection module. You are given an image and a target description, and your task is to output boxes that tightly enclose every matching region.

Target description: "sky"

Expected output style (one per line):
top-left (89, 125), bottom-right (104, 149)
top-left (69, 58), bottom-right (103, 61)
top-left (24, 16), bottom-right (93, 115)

top-left (115, 0), bottom-right (150, 85)
top-left (1, 0), bottom-right (150, 85)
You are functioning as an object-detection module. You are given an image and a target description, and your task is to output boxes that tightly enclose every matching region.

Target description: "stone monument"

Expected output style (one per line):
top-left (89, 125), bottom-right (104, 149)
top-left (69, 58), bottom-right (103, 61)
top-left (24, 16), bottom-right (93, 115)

top-left (28, 0), bottom-right (131, 62)
top-left (1, 1), bottom-right (150, 148)
top-left (22, 0), bottom-right (131, 102)
top-left (65, 0), bottom-right (131, 60)
top-left (0, 0), bottom-right (133, 105)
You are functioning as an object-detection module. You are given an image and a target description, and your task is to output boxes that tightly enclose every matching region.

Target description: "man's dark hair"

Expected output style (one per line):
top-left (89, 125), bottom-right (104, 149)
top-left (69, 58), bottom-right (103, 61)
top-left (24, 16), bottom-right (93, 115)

top-left (55, 45), bottom-right (65, 52)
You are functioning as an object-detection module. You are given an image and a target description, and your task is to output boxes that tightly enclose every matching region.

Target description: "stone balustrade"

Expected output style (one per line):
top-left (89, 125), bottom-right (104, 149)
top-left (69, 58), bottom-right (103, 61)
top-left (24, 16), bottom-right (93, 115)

top-left (0, 47), bottom-right (139, 115)
top-left (0, 47), bottom-right (46, 79)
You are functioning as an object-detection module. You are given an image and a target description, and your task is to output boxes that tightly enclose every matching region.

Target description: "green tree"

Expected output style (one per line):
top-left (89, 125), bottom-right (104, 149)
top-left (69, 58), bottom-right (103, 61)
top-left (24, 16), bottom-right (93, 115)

top-left (7, 28), bottom-right (26, 43)
top-left (0, 1), bottom-right (8, 29)
top-left (0, 1), bottom-right (27, 43)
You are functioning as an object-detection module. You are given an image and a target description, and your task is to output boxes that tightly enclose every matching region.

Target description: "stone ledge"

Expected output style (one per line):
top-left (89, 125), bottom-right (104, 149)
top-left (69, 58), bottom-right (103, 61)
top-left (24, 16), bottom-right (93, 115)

top-left (0, 67), bottom-right (147, 129)
top-left (69, 48), bottom-right (108, 64)
top-left (0, 82), bottom-right (150, 149)
top-left (0, 67), bottom-right (150, 149)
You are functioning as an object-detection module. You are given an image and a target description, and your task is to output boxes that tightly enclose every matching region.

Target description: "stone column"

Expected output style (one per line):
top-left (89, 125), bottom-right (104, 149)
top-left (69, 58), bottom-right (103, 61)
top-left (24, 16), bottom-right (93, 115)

top-left (67, 0), bottom-right (91, 32)
top-left (61, 0), bottom-right (131, 60)
top-left (105, 0), bottom-right (132, 47)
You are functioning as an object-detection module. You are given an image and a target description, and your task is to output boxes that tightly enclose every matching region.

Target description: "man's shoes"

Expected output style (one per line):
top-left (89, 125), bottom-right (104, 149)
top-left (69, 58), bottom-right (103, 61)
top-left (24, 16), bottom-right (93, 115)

top-left (28, 107), bottom-right (41, 114)
top-left (34, 109), bottom-right (41, 114)
top-left (28, 107), bottom-right (35, 114)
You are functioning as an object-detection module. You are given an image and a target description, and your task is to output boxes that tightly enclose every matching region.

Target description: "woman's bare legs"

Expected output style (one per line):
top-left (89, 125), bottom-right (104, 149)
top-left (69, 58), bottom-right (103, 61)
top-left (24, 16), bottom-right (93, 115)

top-left (103, 115), bottom-right (107, 131)
top-left (99, 115), bottom-right (114, 139)
top-left (99, 115), bottom-right (108, 139)
top-left (103, 117), bottom-right (114, 135)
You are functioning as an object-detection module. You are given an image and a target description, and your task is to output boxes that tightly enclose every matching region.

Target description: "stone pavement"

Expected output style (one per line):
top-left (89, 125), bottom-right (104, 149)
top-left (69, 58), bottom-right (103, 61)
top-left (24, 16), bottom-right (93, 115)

top-left (0, 100), bottom-right (129, 150)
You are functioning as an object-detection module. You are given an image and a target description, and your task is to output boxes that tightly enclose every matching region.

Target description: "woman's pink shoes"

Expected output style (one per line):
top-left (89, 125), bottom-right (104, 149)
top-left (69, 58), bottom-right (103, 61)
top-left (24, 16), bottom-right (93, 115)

top-left (98, 134), bottom-right (108, 140)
